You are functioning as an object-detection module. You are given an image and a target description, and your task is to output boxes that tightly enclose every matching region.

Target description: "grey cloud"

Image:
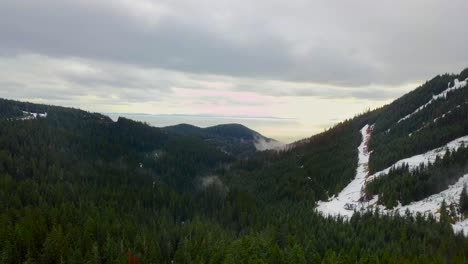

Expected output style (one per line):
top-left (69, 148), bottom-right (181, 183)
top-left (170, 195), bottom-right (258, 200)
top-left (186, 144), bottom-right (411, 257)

top-left (291, 86), bottom-right (408, 101)
top-left (0, 82), bottom-right (80, 101)
top-left (0, 54), bottom-right (415, 108)
top-left (2, 0), bottom-right (466, 87)
top-left (0, 1), bottom-right (295, 82)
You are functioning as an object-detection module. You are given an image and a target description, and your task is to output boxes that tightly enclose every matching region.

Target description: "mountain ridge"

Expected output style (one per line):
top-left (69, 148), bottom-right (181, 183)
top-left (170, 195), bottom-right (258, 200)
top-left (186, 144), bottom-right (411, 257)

top-left (163, 122), bottom-right (284, 152)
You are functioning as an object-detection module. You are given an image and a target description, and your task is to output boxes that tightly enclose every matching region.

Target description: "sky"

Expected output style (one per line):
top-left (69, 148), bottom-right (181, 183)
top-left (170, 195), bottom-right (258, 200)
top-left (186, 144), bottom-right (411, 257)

top-left (1, 0), bottom-right (467, 142)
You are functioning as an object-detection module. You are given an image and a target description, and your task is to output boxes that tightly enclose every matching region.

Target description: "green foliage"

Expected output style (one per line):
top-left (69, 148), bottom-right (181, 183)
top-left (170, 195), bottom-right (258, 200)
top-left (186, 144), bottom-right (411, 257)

top-left (227, 119), bottom-right (366, 203)
top-left (163, 123), bottom-right (266, 156)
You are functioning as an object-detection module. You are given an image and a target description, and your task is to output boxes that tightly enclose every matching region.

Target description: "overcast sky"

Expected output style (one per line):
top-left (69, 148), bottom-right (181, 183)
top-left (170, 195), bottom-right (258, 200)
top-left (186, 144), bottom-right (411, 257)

top-left (1, 0), bottom-right (467, 142)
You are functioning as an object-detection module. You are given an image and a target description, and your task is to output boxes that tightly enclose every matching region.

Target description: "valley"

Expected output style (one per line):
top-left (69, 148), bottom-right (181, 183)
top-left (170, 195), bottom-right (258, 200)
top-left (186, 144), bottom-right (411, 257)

top-left (2, 68), bottom-right (468, 263)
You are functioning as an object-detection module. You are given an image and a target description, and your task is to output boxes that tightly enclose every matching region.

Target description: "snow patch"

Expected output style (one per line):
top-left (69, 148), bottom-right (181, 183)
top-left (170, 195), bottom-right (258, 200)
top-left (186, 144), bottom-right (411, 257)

top-left (365, 175), bottom-right (468, 236)
top-left (362, 135), bottom-right (468, 236)
top-left (398, 78), bottom-right (468, 123)
top-left (317, 127), bottom-right (468, 235)
top-left (18, 111), bottom-right (48, 120)
top-left (453, 218), bottom-right (468, 236)
top-left (392, 174), bottom-right (468, 218)
top-left (316, 124), bottom-right (373, 217)
top-left (366, 135), bottom-right (468, 183)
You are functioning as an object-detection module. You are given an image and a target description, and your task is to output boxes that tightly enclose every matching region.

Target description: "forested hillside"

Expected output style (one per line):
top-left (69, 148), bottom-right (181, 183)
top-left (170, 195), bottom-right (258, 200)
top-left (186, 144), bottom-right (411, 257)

top-left (311, 68), bottom-right (468, 236)
top-left (2, 65), bottom-right (468, 264)
top-left (369, 68), bottom-right (468, 173)
top-left (225, 119), bottom-right (365, 203)
top-left (163, 123), bottom-right (282, 155)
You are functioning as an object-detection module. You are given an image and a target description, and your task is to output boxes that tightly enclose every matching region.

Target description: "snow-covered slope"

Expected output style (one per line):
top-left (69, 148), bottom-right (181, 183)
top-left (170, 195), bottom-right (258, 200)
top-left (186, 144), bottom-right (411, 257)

top-left (366, 135), bottom-right (468, 183)
top-left (398, 78), bottom-right (468, 123)
top-left (394, 174), bottom-right (467, 215)
top-left (316, 124), bottom-right (373, 217)
top-left (317, 126), bottom-right (468, 235)
top-left (367, 175), bottom-right (468, 236)
top-left (362, 135), bottom-right (468, 236)
top-left (453, 219), bottom-right (468, 236)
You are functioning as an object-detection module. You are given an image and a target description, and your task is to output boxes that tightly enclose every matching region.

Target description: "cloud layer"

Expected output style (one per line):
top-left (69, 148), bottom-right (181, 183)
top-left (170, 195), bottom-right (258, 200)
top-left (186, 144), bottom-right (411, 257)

top-left (2, 0), bottom-right (467, 85)
top-left (1, 0), bottom-right (467, 140)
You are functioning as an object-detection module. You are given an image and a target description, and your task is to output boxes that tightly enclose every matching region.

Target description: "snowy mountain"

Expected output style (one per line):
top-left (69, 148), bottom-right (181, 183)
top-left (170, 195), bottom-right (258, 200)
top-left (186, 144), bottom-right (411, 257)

top-left (315, 68), bottom-right (468, 235)
top-left (317, 123), bottom-right (468, 235)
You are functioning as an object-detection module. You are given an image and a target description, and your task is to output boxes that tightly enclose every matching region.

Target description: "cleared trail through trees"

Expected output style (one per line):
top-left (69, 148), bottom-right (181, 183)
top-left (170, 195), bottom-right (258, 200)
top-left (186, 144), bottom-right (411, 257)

top-left (316, 124), bottom-right (373, 217)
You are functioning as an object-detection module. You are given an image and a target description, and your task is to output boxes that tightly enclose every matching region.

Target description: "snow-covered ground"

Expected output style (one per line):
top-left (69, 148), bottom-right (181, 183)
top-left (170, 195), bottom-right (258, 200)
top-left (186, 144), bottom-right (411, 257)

top-left (453, 218), bottom-right (468, 236)
top-left (363, 175), bottom-right (468, 236)
top-left (18, 111), bottom-right (47, 120)
top-left (366, 175), bottom-right (468, 236)
top-left (366, 135), bottom-right (468, 183)
top-left (316, 124), bottom-right (373, 217)
top-left (392, 174), bottom-right (467, 216)
top-left (317, 125), bottom-right (468, 235)
top-left (366, 135), bottom-right (468, 235)
top-left (398, 78), bottom-right (468, 123)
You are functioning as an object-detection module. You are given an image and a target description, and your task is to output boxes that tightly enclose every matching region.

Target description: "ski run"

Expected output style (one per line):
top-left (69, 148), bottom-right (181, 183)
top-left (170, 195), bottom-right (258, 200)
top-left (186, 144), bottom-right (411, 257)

top-left (317, 124), bottom-right (468, 236)
top-left (316, 124), bottom-right (373, 217)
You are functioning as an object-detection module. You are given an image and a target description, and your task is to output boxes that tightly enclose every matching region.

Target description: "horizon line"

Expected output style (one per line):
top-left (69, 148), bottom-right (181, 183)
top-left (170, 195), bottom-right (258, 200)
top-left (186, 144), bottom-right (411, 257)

top-left (105, 112), bottom-right (297, 121)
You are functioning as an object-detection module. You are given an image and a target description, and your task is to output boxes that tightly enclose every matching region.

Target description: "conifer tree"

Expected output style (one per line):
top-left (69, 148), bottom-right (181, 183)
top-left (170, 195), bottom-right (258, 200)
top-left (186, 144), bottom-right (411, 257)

top-left (460, 184), bottom-right (468, 215)
top-left (440, 199), bottom-right (450, 223)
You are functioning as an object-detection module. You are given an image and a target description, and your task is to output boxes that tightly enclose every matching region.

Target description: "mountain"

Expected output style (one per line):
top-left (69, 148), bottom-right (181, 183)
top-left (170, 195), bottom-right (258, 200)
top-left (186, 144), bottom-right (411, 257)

top-left (2, 68), bottom-right (468, 263)
top-left (228, 67), bottom-right (468, 233)
top-left (163, 123), bottom-right (284, 155)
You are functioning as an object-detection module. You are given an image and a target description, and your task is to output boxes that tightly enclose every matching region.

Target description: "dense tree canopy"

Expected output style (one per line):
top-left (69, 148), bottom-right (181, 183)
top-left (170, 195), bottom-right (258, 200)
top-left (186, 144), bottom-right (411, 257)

top-left (369, 70), bottom-right (468, 173)
top-left (1, 66), bottom-right (468, 264)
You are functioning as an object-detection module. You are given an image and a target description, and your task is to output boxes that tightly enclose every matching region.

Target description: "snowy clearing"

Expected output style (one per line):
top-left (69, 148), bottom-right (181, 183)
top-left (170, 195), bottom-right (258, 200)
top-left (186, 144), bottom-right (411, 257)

top-left (366, 135), bottom-right (468, 183)
top-left (316, 124), bottom-right (373, 217)
top-left (368, 175), bottom-right (468, 236)
top-left (398, 78), bottom-right (468, 123)
top-left (317, 126), bottom-right (468, 235)
top-left (18, 111), bottom-right (47, 120)
top-left (362, 175), bottom-right (468, 236)
top-left (391, 175), bottom-right (468, 217)
top-left (364, 135), bottom-right (468, 236)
